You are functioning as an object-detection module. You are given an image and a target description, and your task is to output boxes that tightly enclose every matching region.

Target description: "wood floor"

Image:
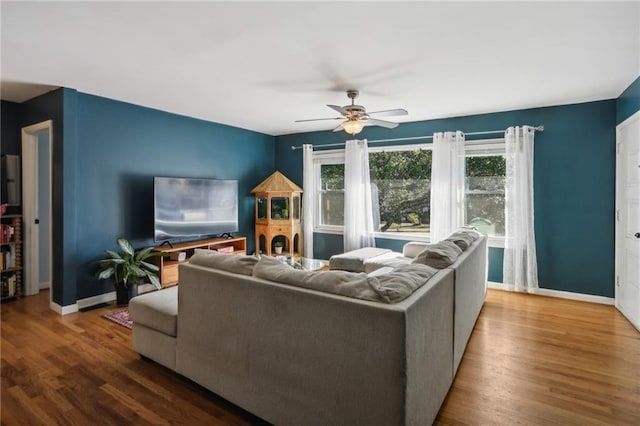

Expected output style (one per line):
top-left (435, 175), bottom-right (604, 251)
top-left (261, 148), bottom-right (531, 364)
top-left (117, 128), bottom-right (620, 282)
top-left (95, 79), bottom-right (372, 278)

top-left (1, 289), bottom-right (639, 426)
top-left (437, 290), bottom-right (640, 425)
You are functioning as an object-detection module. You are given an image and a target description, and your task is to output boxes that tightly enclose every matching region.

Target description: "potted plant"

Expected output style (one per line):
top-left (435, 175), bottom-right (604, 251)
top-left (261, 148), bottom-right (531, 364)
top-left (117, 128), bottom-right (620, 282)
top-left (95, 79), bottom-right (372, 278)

top-left (273, 241), bottom-right (284, 254)
top-left (96, 238), bottom-right (166, 305)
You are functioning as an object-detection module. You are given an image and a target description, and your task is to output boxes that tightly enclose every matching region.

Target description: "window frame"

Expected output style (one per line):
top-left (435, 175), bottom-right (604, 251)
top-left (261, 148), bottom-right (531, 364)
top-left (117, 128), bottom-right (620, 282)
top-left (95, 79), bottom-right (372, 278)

top-left (313, 149), bottom-right (346, 234)
top-left (310, 139), bottom-right (506, 247)
top-left (464, 138), bottom-right (506, 248)
top-left (312, 144), bottom-right (433, 241)
top-left (368, 143), bottom-right (433, 241)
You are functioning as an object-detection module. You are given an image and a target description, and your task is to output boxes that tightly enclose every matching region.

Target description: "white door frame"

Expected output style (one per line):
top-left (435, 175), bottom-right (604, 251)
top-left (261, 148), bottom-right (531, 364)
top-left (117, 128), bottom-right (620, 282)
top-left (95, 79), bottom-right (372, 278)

top-left (21, 120), bottom-right (53, 299)
top-left (615, 110), bottom-right (640, 331)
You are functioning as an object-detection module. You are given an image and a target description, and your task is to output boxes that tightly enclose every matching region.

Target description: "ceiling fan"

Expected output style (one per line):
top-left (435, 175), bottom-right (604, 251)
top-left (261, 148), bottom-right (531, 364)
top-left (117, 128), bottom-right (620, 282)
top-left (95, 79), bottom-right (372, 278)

top-left (295, 90), bottom-right (408, 135)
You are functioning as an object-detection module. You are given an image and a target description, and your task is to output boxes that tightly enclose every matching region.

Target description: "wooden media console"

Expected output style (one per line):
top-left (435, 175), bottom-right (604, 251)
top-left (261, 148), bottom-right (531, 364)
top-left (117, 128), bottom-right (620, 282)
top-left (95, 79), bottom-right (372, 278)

top-left (152, 236), bottom-right (246, 287)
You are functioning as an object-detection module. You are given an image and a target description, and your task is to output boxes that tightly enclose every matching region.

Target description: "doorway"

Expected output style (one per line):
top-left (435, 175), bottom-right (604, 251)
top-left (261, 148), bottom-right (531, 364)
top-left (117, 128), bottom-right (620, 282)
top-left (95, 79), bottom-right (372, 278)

top-left (21, 120), bottom-right (53, 297)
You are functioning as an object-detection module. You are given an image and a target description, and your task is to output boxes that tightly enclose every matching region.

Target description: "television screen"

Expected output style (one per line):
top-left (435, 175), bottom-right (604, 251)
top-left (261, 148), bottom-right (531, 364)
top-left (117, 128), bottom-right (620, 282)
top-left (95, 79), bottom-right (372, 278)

top-left (154, 177), bottom-right (238, 242)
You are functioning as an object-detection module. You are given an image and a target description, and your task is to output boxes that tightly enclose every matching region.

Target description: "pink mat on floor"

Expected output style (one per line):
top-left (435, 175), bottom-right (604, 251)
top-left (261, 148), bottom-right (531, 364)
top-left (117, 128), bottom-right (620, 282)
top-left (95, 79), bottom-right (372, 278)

top-left (103, 308), bottom-right (132, 330)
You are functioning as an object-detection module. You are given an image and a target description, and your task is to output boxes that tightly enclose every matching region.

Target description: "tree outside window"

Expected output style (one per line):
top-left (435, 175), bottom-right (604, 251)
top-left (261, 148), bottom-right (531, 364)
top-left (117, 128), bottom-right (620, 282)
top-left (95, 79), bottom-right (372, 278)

top-left (465, 155), bottom-right (506, 236)
top-left (369, 150), bottom-right (432, 233)
top-left (316, 143), bottom-right (506, 240)
top-left (319, 163), bottom-right (345, 226)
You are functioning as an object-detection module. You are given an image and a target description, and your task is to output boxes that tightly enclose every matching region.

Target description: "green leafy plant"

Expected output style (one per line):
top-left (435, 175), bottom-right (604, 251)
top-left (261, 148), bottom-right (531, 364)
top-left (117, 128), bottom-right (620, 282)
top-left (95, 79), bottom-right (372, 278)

top-left (273, 241), bottom-right (283, 248)
top-left (96, 238), bottom-right (165, 290)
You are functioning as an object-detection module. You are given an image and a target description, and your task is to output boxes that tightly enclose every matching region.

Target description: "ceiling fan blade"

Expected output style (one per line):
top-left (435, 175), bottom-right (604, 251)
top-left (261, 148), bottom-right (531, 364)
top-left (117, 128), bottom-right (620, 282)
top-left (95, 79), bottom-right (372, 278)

top-left (327, 104), bottom-right (348, 115)
top-left (295, 117), bottom-right (343, 123)
top-left (367, 108), bottom-right (408, 118)
top-left (332, 123), bottom-right (344, 132)
top-left (366, 118), bottom-right (399, 129)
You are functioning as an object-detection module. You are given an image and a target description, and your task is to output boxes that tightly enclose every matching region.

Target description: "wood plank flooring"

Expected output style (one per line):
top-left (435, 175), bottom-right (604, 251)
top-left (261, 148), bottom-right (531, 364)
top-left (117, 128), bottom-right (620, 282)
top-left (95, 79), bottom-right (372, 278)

top-left (437, 290), bottom-right (640, 425)
top-left (2, 289), bottom-right (639, 425)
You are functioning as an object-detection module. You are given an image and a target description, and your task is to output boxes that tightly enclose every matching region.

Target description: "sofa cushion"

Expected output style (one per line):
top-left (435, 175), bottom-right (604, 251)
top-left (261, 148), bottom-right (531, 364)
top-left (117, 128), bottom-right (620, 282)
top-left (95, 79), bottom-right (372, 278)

top-left (190, 249), bottom-right (258, 276)
top-left (329, 247), bottom-right (391, 272)
top-left (371, 263), bottom-right (438, 303)
top-left (254, 256), bottom-right (385, 303)
top-left (129, 286), bottom-right (178, 337)
top-left (402, 241), bottom-right (430, 259)
top-left (367, 266), bottom-right (394, 277)
top-left (456, 226), bottom-right (483, 240)
top-left (445, 232), bottom-right (476, 251)
top-left (363, 251), bottom-right (411, 273)
top-left (411, 241), bottom-right (462, 269)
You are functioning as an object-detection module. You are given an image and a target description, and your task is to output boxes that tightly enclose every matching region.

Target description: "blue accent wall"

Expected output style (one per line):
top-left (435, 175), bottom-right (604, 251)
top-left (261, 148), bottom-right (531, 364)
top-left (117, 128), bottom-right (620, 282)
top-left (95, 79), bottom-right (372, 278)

top-left (19, 88), bottom-right (75, 305)
top-left (487, 248), bottom-right (504, 283)
top-left (617, 75), bottom-right (640, 124)
top-left (74, 93), bottom-right (274, 299)
top-left (275, 100), bottom-right (617, 298)
top-left (0, 100), bottom-right (22, 216)
top-left (1, 100), bottom-right (20, 155)
top-left (3, 90), bottom-right (274, 304)
top-left (1, 86), bottom-right (630, 304)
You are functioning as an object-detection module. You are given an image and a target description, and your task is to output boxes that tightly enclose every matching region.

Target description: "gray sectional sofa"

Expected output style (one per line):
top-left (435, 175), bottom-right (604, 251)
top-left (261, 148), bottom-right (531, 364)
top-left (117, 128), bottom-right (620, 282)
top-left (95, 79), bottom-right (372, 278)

top-left (129, 233), bottom-right (487, 425)
top-left (330, 232), bottom-right (488, 374)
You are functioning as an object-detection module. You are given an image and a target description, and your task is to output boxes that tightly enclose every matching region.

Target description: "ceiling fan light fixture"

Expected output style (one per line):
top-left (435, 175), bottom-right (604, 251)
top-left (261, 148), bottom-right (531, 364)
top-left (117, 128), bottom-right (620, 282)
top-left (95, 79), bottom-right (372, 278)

top-left (296, 90), bottom-right (407, 134)
top-left (342, 119), bottom-right (365, 135)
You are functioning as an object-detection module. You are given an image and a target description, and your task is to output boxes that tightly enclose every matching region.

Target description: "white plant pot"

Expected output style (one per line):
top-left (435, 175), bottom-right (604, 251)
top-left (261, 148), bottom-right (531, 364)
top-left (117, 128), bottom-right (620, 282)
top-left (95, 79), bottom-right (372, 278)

top-left (274, 246), bottom-right (283, 254)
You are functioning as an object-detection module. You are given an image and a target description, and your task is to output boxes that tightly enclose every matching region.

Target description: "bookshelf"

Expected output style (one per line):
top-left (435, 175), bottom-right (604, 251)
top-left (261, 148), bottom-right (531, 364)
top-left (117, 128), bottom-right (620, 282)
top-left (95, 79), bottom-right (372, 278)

top-left (1, 214), bottom-right (22, 301)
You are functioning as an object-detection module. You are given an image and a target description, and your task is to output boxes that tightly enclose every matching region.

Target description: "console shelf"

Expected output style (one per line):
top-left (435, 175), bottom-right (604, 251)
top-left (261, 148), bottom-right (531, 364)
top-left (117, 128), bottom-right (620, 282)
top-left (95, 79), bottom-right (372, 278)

top-left (152, 236), bottom-right (246, 287)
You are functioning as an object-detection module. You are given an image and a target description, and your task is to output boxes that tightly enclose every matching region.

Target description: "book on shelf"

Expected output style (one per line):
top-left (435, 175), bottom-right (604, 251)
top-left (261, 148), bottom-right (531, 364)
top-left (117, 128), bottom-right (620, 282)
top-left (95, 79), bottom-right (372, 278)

top-left (0, 224), bottom-right (15, 243)
top-left (216, 246), bottom-right (234, 253)
top-left (0, 245), bottom-right (15, 269)
top-left (7, 274), bottom-right (15, 296)
top-left (1, 274), bottom-right (16, 297)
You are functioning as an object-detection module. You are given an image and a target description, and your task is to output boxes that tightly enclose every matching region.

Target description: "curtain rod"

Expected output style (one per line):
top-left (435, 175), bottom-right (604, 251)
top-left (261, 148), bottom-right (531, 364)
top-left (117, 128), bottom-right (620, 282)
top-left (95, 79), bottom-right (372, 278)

top-left (290, 125), bottom-right (544, 150)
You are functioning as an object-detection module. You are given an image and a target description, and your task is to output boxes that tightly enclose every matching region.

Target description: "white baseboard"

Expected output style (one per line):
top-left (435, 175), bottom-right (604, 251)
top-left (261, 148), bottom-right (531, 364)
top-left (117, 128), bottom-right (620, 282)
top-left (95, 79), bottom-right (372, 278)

top-left (49, 301), bottom-right (79, 315)
top-left (137, 283), bottom-right (156, 294)
top-left (77, 291), bottom-right (116, 310)
top-left (75, 285), bottom-right (155, 310)
top-left (487, 281), bottom-right (614, 305)
top-left (39, 281), bottom-right (51, 290)
top-left (56, 284), bottom-right (156, 315)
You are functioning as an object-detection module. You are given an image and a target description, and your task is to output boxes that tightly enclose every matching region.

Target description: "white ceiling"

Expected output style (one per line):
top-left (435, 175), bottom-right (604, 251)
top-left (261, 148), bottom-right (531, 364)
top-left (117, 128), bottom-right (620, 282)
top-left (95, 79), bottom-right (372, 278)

top-left (1, 1), bottom-right (639, 136)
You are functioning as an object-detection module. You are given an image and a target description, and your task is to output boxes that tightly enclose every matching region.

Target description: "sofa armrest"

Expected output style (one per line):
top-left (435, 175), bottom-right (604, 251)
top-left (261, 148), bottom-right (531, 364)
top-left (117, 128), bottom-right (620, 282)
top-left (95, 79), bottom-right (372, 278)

top-left (402, 241), bottom-right (430, 258)
top-left (448, 235), bottom-right (488, 374)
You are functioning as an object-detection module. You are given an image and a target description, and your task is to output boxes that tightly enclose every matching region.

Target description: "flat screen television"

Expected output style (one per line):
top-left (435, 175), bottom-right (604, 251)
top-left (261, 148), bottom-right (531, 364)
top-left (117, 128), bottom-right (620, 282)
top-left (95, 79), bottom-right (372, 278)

top-left (154, 177), bottom-right (239, 242)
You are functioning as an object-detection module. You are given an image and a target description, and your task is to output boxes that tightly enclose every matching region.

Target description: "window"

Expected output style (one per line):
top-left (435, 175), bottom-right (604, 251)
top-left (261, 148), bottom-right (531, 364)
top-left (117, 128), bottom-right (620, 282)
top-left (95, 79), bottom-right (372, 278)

top-left (314, 145), bottom-right (432, 238)
top-left (465, 139), bottom-right (506, 240)
top-left (319, 163), bottom-right (344, 227)
top-left (312, 139), bottom-right (506, 244)
top-left (369, 148), bottom-right (432, 234)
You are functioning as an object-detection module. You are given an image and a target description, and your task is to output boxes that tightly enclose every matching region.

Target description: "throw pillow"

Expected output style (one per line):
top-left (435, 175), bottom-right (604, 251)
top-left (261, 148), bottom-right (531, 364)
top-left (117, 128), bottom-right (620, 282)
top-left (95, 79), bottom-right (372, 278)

top-left (189, 249), bottom-right (258, 276)
top-left (445, 232), bottom-right (475, 251)
top-left (411, 241), bottom-right (462, 269)
top-left (253, 256), bottom-right (385, 303)
top-left (402, 241), bottom-right (430, 259)
top-left (370, 263), bottom-right (438, 303)
top-left (456, 226), bottom-right (483, 240)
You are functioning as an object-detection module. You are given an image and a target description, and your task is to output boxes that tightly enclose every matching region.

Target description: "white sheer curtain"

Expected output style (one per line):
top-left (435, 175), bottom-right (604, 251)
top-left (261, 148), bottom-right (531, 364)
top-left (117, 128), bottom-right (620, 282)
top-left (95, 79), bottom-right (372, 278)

top-left (503, 126), bottom-right (538, 292)
top-left (302, 144), bottom-right (314, 258)
top-left (430, 131), bottom-right (466, 242)
top-left (344, 139), bottom-right (376, 252)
